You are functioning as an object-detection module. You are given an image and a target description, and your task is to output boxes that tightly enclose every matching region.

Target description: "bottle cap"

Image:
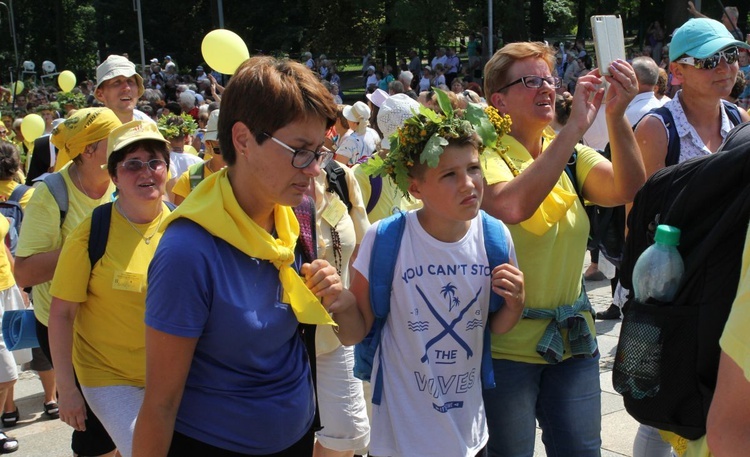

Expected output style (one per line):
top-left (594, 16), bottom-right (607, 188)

top-left (655, 224), bottom-right (681, 246)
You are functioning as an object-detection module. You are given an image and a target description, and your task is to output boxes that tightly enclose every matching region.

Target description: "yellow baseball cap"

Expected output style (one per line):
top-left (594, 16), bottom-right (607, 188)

top-left (107, 120), bottom-right (169, 161)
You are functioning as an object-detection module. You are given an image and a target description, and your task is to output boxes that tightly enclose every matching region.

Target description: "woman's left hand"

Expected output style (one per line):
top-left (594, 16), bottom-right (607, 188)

top-left (301, 259), bottom-right (343, 306)
top-left (599, 59), bottom-right (639, 117)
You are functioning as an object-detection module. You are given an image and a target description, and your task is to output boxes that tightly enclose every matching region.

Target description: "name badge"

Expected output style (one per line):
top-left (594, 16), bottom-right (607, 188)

top-left (322, 194), bottom-right (347, 227)
top-left (113, 271), bottom-right (145, 293)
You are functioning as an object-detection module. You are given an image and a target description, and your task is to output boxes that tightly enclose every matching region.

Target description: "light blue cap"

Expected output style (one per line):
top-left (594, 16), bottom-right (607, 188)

top-left (669, 18), bottom-right (750, 62)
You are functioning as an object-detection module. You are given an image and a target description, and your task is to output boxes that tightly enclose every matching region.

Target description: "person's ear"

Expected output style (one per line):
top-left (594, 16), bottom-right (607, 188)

top-left (489, 91), bottom-right (507, 113)
top-left (669, 62), bottom-right (686, 85)
top-left (407, 176), bottom-right (423, 200)
top-left (232, 121), bottom-right (253, 157)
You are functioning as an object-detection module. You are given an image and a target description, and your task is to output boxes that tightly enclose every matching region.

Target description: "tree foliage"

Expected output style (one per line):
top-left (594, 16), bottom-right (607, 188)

top-left (0, 0), bottom-right (736, 83)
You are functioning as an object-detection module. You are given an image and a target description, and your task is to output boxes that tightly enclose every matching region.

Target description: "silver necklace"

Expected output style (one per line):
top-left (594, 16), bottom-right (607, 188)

top-left (116, 201), bottom-right (164, 245)
top-left (74, 166), bottom-right (90, 198)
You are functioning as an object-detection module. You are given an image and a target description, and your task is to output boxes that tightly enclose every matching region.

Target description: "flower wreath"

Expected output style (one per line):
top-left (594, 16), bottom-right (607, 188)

top-left (157, 112), bottom-right (198, 139)
top-left (362, 88), bottom-right (511, 197)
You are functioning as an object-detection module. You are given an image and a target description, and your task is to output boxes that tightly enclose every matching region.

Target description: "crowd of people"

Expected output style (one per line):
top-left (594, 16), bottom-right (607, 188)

top-left (0, 4), bottom-right (747, 457)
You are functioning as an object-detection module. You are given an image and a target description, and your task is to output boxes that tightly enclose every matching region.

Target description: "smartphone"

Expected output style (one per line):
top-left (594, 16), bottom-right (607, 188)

top-left (591, 15), bottom-right (626, 76)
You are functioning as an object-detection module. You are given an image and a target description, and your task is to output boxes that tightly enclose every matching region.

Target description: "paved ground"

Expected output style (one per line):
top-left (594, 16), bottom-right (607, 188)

top-left (6, 257), bottom-right (638, 457)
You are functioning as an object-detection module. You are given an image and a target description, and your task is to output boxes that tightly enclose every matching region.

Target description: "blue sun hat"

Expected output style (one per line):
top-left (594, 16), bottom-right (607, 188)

top-left (669, 18), bottom-right (750, 62)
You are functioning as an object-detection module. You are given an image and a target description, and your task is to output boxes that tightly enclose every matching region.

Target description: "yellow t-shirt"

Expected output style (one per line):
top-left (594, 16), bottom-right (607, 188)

top-left (481, 129), bottom-right (606, 363)
top-left (16, 166), bottom-right (116, 326)
top-left (172, 161), bottom-right (216, 200)
top-left (49, 202), bottom-right (171, 387)
top-left (0, 180), bottom-right (34, 209)
top-left (352, 161), bottom-right (422, 224)
top-left (0, 216), bottom-right (12, 290)
top-left (314, 165), bottom-right (370, 356)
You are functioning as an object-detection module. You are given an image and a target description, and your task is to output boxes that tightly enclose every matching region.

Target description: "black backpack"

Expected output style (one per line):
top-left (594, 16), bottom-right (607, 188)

top-left (613, 122), bottom-right (750, 440)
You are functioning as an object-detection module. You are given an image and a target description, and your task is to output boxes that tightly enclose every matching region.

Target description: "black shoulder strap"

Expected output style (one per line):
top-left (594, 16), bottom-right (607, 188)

top-left (88, 202), bottom-right (113, 268)
top-left (325, 161), bottom-right (352, 212)
top-left (564, 146), bottom-right (585, 205)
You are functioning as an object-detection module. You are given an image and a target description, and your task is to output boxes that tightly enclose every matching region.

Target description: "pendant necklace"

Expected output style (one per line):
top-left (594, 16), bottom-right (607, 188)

top-left (116, 201), bottom-right (164, 245)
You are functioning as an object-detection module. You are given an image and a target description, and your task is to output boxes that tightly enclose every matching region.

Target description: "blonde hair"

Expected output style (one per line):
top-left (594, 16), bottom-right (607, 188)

top-left (483, 42), bottom-right (557, 97)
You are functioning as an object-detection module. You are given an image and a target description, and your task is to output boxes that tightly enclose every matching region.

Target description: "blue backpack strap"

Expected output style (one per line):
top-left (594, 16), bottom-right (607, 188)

top-left (354, 211), bottom-right (407, 405)
top-left (7, 185), bottom-right (30, 204)
top-left (658, 107), bottom-right (680, 167)
top-left (43, 173), bottom-right (69, 228)
top-left (88, 203), bottom-right (113, 268)
top-left (722, 100), bottom-right (742, 126)
top-left (480, 211), bottom-right (510, 390)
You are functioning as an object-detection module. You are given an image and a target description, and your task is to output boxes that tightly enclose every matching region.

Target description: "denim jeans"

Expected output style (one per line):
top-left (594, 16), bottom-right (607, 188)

top-left (482, 356), bottom-right (602, 457)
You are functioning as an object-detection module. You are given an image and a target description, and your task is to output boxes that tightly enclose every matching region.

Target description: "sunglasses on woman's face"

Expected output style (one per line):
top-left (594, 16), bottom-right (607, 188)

top-left (120, 159), bottom-right (168, 173)
top-left (676, 47), bottom-right (739, 70)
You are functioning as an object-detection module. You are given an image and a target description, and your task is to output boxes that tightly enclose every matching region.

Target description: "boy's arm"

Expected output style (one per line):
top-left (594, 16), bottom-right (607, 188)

top-left (328, 269), bottom-right (374, 346)
top-left (489, 263), bottom-right (525, 334)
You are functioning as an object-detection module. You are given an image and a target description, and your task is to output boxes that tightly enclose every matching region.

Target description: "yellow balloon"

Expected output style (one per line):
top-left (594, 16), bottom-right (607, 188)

top-left (201, 29), bottom-right (250, 75)
top-left (12, 81), bottom-right (24, 95)
top-left (21, 114), bottom-right (45, 143)
top-left (58, 70), bottom-right (77, 92)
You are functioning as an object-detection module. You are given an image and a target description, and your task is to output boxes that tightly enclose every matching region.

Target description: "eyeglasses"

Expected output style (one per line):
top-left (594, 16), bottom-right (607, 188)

top-left (676, 47), bottom-right (739, 70)
top-left (119, 159), bottom-right (168, 173)
top-left (497, 75), bottom-right (561, 92)
top-left (262, 133), bottom-right (332, 169)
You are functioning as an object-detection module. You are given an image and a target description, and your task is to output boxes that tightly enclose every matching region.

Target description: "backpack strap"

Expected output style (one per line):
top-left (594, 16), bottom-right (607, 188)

top-left (7, 185), bottom-right (31, 204)
top-left (88, 203), bottom-right (113, 268)
top-left (366, 211), bottom-right (407, 405)
top-left (43, 173), bottom-right (69, 228)
top-left (366, 175), bottom-right (383, 214)
top-left (325, 161), bottom-right (352, 212)
top-left (188, 161), bottom-right (206, 191)
top-left (480, 211), bottom-right (509, 390)
top-left (722, 100), bottom-right (742, 127)
top-left (564, 146), bottom-right (585, 205)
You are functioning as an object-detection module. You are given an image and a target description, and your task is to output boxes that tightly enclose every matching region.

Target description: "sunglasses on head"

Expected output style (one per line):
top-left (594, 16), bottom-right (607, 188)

top-left (676, 47), bottom-right (739, 70)
top-left (497, 75), bottom-right (561, 92)
top-left (119, 159), bottom-right (168, 173)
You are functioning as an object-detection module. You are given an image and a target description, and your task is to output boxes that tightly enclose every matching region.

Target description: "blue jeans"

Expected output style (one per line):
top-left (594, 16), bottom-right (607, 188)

top-left (482, 356), bottom-right (602, 457)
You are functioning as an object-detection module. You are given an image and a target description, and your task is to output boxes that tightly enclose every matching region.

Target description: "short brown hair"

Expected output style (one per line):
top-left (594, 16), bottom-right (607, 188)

top-left (218, 56), bottom-right (337, 166)
top-left (484, 42), bottom-right (556, 98)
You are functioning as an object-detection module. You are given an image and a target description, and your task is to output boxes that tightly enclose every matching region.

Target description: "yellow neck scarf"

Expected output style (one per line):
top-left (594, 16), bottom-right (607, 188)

top-left (496, 129), bottom-right (578, 237)
top-left (162, 168), bottom-right (335, 325)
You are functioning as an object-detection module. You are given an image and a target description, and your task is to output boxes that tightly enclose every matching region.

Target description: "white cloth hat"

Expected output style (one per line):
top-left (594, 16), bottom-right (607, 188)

top-left (366, 89), bottom-right (389, 108)
top-left (95, 55), bottom-right (145, 97)
top-left (377, 94), bottom-right (419, 150)
top-left (343, 101), bottom-right (371, 123)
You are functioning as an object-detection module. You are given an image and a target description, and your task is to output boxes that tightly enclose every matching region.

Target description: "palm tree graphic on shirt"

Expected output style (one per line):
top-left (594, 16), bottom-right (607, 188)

top-left (441, 283), bottom-right (460, 311)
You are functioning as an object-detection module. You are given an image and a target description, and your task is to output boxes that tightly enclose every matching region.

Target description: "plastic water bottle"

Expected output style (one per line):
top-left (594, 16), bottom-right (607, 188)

top-left (632, 225), bottom-right (684, 303)
top-left (616, 225), bottom-right (684, 400)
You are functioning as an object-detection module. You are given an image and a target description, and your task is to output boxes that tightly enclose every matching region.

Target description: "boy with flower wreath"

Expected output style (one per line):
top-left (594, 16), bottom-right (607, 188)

top-left (329, 90), bottom-right (525, 457)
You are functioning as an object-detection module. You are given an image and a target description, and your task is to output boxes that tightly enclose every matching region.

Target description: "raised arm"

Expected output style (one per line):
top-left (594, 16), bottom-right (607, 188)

top-left (482, 74), bottom-right (605, 223)
top-left (581, 61), bottom-right (646, 207)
